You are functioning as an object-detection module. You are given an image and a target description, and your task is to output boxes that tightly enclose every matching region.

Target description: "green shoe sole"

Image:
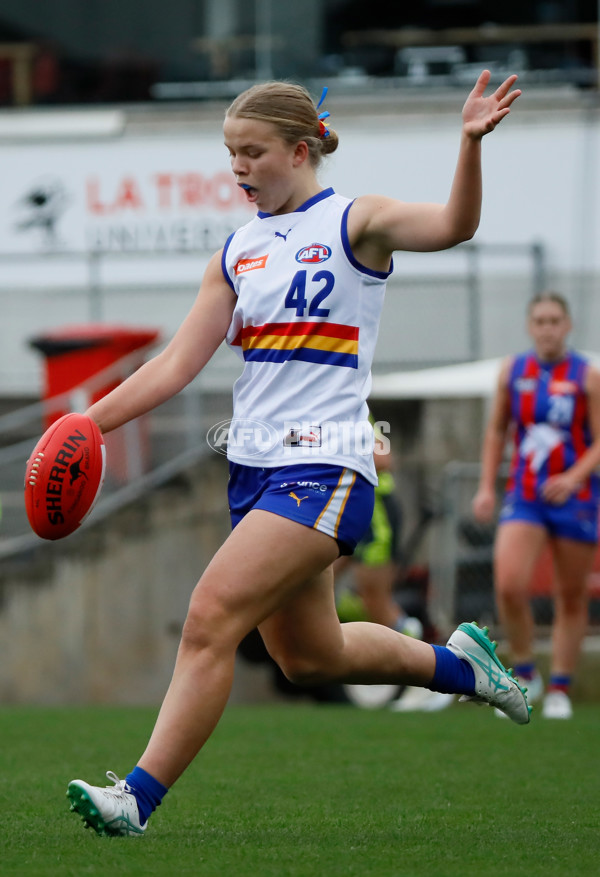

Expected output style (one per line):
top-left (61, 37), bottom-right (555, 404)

top-left (67, 784), bottom-right (111, 836)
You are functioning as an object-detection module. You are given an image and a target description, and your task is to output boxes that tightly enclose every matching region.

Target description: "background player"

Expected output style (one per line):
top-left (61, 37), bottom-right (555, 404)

top-left (472, 292), bottom-right (600, 718)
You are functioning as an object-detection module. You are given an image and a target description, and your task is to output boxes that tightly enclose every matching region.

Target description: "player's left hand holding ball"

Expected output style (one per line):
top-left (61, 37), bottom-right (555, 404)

top-left (24, 412), bottom-right (106, 540)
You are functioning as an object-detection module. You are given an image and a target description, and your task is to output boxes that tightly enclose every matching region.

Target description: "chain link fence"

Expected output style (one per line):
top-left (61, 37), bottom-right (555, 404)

top-left (427, 461), bottom-right (600, 637)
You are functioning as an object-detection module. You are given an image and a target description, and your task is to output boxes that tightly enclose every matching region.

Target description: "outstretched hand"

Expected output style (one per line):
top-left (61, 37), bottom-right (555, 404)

top-left (462, 70), bottom-right (521, 139)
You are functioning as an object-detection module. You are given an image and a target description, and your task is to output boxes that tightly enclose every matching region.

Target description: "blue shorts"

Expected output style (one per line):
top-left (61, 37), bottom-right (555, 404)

top-left (499, 494), bottom-right (599, 544)
top-left (228, 462), bottom-right (375, 555)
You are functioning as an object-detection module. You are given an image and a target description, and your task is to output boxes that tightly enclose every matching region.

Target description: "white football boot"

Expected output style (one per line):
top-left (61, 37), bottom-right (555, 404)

top-left (542, 690), bottom-right (573, 719)
top-left (447, 621), bottom-right (531, 725)
top-left (390, 686), bottom-right (454, 713)
top-left (343, 683), bottom-right (401, 709)
top-left (67, 771), bottom-right (147, 836)
top-left (495, 669), bottom-right (543, 718)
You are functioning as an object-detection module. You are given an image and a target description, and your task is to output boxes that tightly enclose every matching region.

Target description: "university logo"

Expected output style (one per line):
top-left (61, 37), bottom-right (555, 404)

top-left (13, 176), bottom-right (70, 249)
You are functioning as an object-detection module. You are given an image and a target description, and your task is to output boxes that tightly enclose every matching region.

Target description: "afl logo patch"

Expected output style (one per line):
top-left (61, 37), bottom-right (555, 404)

top-left (295, 243), bottom-right (331, 264)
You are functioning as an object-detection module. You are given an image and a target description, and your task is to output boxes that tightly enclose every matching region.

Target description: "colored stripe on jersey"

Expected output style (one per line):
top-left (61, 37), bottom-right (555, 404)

top-left (231, 320), bottom-right (359, 369)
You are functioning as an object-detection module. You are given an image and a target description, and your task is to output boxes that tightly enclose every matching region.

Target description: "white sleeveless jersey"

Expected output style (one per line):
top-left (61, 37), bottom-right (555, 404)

top-left (222, 188), bottom-right (391, 485)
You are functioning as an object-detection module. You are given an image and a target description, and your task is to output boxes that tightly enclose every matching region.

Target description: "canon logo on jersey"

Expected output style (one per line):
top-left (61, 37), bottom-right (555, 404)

top-left (295, 243), bottom-right (331, 264)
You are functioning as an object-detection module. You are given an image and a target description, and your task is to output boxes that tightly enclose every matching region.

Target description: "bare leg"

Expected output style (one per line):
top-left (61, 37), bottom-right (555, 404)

top-left (354, 562), bottom-right (402, 629)
top-left (549, 537), bottom-right (594, 676)
top-left (494, 522), bottom-right (547, 664)
top-left (260, 563), bottom-right (435, 687)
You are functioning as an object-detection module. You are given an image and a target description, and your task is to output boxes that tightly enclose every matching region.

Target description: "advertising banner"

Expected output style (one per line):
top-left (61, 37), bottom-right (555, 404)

top-left (1, 135), bottom-right (254, 261)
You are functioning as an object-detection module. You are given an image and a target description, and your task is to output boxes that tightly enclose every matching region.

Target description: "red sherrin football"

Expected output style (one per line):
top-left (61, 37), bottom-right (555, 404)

top-left (24, 413), bottom-right (106, 540)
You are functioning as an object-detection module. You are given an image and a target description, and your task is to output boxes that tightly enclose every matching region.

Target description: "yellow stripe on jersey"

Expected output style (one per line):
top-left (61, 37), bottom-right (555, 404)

top-left (243, 333), bottom-right (358, 355)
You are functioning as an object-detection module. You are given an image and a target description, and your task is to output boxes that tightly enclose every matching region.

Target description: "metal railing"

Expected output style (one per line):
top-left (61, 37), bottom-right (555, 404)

top-left (0, 347), bottom-right (212, 559)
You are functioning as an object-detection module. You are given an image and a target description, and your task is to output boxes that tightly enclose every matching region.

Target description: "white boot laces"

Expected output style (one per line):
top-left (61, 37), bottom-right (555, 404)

top-left (105, 770), bottom-right (131, 795)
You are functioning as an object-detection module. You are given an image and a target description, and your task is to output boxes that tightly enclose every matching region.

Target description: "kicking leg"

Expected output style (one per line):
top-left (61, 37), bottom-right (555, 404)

top-left (260, 564), bottom-right (436, 687)
top-left (260, 561), bottom-right (529, 723)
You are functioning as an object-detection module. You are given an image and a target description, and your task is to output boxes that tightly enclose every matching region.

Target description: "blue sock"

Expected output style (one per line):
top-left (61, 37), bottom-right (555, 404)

top-left (125, 766), bottom-right (168, 825)
top-left (430, 645), bottom-right (476, 695)
top-left (549, 674), bottom-right (571, 693)
top-left (514, 662), bottom-right (536, 680)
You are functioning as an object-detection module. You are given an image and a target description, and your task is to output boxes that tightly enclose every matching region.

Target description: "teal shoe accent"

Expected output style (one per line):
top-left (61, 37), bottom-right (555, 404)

top-left (447, 621), bottom-right (532, 724)
top-left (456, 622), bottom-right (511, 694)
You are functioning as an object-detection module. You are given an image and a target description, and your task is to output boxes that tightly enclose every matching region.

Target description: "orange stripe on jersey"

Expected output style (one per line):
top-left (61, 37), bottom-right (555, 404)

top-left (243, 332), bottom-right (358, 355)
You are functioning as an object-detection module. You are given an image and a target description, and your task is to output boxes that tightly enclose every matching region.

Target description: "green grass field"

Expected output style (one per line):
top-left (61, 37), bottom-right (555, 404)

top-left (0, 700), bottom-right (598, 876)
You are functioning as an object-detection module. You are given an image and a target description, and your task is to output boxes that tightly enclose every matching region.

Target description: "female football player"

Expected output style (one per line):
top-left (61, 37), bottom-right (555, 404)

top-left (67, 70), bottom-right (526, 836)
top-left (472, 292), bottom-right (600, 719)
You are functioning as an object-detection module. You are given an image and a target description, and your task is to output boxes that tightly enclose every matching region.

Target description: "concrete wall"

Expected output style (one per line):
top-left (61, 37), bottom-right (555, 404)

top-left (0, 453), bottom-right (231, 704)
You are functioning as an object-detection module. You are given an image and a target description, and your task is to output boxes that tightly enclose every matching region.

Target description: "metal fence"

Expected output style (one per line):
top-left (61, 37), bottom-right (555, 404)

top-left (428, 461), bottom-right (499, 634)
top-left (0, 239), bottom-right (548, 398)
top-left (428, 460), bottom-right (600, 636)
top-left (0, 349), bottom-right (214, 559)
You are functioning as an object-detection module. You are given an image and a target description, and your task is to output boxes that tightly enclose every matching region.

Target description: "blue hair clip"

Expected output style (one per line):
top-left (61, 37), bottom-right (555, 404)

top-left (316, 86), bottom-right (330, 137)
top-left (316, 86), bottom-right (328, 110)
